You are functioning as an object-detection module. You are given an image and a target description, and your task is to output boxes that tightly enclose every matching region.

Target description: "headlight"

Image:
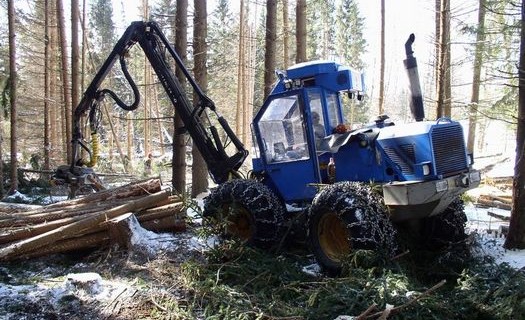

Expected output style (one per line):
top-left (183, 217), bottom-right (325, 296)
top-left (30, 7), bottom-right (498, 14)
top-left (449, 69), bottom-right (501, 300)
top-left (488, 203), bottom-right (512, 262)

top-left (422, 164), bottom-right (431, 176)
top-left (469, 171), bottom-right (481, 183)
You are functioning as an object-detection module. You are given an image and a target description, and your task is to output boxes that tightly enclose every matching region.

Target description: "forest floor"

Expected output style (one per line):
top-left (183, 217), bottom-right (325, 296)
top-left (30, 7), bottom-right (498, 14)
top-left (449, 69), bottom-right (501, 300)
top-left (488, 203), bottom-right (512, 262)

top-left (0, 154), bottom-right (524, 319)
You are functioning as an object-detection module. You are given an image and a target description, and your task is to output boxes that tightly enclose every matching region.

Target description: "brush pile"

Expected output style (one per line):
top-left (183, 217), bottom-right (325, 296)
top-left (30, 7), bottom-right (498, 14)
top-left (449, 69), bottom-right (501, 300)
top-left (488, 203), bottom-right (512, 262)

top-left (0, 178), bottom-right (185, 261)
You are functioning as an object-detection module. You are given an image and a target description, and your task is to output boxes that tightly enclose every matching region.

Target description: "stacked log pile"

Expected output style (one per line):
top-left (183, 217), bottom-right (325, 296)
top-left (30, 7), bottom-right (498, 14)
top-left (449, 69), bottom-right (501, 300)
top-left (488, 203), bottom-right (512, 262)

top-left (0, 178), bottom-right (185, 261)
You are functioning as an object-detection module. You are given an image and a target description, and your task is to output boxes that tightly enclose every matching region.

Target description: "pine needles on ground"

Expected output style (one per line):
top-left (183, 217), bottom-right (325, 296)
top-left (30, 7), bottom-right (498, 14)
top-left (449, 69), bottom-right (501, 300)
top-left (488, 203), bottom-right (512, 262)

top-left (179, 240), bottom-right (525, 320)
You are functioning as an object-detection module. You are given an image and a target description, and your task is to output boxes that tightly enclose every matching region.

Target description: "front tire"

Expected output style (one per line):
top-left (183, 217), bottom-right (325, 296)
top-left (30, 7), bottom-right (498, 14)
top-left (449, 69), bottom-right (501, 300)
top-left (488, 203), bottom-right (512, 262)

top-left (308, 182), bottom-right (396, 275)
top-left (422, 198), bottom-right (467, 249)
top-left (203, 179), bottom-right (285, 248)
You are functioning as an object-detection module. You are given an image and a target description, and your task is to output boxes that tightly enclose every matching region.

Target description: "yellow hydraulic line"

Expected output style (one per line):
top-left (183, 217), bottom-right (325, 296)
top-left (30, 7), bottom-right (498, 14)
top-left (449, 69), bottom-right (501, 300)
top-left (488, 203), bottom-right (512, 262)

top-left (87, 132), bottom-right (99, 167)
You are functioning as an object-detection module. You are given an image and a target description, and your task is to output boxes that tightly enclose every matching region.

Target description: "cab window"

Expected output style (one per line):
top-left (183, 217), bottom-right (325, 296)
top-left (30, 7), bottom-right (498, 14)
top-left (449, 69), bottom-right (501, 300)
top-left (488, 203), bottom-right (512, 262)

top-left (258, 94), bottom-right (310, 163)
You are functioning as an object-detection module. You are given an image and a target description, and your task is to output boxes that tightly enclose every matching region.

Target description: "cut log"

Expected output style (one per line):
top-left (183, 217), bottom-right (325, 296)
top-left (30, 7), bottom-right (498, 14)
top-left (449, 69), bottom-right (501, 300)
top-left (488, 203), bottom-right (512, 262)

top-left (107, 213), bottom-right (135, 249)
top-left (476, 198), bottom-right (512, 211)
top-left (0, 202), bottom-right (42, 214)
top-left (17, 231), bottom-right (110, 260)
top-left (479, 194), bottom-right (512, 204)
top-left (141, 216), bottom-right (186, 233)
top-left (11, 179), bottom-right (161, 215)
top-left (0, 189), bottom-right (171, 261)
top-left (0, 196), bottom-right (151, 228)
top-left (136, 202), bottom-right (185, 222)
top-left (0, 215), bottom-right (88, 245)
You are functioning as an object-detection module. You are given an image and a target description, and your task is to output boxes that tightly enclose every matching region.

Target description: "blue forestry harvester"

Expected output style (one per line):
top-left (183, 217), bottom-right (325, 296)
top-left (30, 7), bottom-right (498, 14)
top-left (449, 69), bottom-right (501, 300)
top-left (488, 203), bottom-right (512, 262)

top-left (204, 34), bottom-right (480, 273)
top-left (54, 22), bottom-right (480, 274)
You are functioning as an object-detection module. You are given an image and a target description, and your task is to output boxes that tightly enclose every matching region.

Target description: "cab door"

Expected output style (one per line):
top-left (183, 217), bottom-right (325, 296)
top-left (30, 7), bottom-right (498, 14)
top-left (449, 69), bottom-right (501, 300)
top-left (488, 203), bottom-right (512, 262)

top-left (254, 91), bottom-right (319, 202)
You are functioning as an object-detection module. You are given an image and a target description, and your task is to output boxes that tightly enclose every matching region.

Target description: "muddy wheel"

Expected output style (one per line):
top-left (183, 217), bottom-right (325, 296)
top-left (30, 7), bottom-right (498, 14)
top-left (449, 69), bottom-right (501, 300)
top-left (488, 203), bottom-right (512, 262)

top-left (308, 182), bottom-right (396, 275)
top-left (203, 179), bottom-right (285, 248)
top-left (422, 198), bottom-right (467, 248)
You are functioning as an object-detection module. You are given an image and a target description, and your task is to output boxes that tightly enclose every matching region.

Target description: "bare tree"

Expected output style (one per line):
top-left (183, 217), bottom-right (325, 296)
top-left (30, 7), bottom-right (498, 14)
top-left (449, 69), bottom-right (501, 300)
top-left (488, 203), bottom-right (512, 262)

top-left (192, 0), bottom-right (208, 196)
top-left (56, 0), bottom-right (72, 162)
top-left (44, 0), bottom-right (51, 171)
top-left (504, 0), bottom-right (525, 249)
top-left (283, 0), bottom-right (290, 68)
top-left (264, 0), bottom-right (277, 99)
top-left (436, 0), bottom-right (451, 118)
top-left (296, 0), bottom-right (307, 63)
top-left (378, 0), bottom-right (385, 115)
top-left (235, 0), bottom-right (246, 140)
top-left (467, 0), bottom-right (486, 154)
top-left (7, 0), bottom-right (17, 193)
top-left (71, 0), bottom-right (80, 140)
top-left (173, 0), bottom-right (188, 194)
top-left (49, 0), bottom-right (59, 164)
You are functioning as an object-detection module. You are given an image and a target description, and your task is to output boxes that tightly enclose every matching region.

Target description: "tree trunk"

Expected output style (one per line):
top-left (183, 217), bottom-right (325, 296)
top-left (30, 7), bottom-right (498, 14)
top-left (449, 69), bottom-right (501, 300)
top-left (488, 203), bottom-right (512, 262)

top-left (71, 0), bottom-right (80, 154)
top-left (283, 0), bottom-right (290, 68)
top-left (172, 0), bottom-right (188, 194)
top-left (56, 0), bottom-right (72, 163)
top-left (142, 1), bottom-right (151, 158)
top-left (235, 0), bottom-right (246, 139)
top-left (49, 0), bottom-right (59, 164)
top-left (444, 7), bottom-right (451, 117)
top-left (44, 0), bottom-right (51, 171)
top-left (378, 0), bottom-right (385, 115)
top-left (467, 0), bottom-right (486, 154)
top-left (81, 0), bottom-right (87, 93)
top-left (436, 0), bottom-right (450, 119)
top-left (264, 0), bottom-right (277, 99)
top-left (192, 0), bottom-right (209, 197)
top-left (435, 0), bottom-right (441, 96)
top-left (504, 1), bottom-right (525, 249)
top-left (7, 0), bottom-right (18, 194)
top-left (295, 0), bottom-right (307, 63)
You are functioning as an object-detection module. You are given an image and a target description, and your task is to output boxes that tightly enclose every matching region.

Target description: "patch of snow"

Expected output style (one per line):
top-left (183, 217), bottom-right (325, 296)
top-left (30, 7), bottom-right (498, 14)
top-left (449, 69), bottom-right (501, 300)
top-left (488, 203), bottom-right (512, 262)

top-left (129, 215), bottom-right (180, 256)
top-left (65, 272), bottom-right (103, 295)
top-left (472, 233), bottom-right (525, 269)
top-left (41, 195), bottom-right (69, 205)
top-left (186, 235), bottom-right (219, 251)
top-left (465, 204), bottom-right (525, 270)
top-left (0, 271), bottom-right (135, 319)
top-left (186, 191), bottom-right (207, 223)
top-left (302, 263), bottom-right (322, 277)
top-left (3, 190), bottom-right (33, 203)
top-left (465, 204), bottom-right (509, 234)
top-left (286, 203), bottom-right (308, 212)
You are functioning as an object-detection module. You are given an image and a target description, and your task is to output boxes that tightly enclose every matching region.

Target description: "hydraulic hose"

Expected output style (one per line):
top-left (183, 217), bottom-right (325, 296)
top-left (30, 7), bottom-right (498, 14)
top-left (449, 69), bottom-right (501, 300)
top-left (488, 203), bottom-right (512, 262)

top-left (86, 132), bottom-right (99, 167)
top-left (98, 55), bottom-right (141, 111)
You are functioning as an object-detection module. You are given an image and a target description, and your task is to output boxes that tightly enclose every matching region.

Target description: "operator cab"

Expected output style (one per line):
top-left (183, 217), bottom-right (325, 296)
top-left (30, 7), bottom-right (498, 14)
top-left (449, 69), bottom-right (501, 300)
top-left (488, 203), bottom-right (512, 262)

top-left (251, 61), bottom-right (364, 203)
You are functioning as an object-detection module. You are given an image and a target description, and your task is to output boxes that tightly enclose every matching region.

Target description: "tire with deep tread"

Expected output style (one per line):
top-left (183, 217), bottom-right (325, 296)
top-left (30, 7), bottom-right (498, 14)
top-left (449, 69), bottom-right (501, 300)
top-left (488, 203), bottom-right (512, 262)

top-left (308, 181), bottom-right (396, 275)
top-left (422, 198), bottom-right (467, 248)
top-left (203, 179), bottom-right (285, 248)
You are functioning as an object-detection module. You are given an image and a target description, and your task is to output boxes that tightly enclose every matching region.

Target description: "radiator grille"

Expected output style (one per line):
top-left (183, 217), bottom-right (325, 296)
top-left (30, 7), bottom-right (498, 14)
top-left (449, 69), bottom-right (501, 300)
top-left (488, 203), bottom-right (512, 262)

top-left (431, 125), bottom-right (468, 176)
top-left (384, 145), bottom-right (414, 174)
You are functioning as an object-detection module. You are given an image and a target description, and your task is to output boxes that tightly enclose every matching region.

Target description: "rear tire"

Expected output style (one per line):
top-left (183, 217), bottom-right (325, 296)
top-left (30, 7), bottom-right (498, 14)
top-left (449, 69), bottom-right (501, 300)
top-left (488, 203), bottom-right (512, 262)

top-left (203, 179), bottom-right (285, 248)
top-left (308, 182), bottom-right (396, 275)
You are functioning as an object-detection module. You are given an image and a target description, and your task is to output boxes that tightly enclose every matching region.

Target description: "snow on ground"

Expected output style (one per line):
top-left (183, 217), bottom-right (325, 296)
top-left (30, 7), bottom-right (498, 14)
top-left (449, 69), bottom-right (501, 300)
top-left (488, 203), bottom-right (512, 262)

top-left (466, 203), bottom-right (525, 270)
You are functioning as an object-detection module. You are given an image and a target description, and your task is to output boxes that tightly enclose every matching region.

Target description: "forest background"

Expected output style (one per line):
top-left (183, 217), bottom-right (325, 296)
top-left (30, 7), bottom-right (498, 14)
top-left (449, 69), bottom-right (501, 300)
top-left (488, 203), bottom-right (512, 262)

top-left (0, 0), bottom-right (523, 244)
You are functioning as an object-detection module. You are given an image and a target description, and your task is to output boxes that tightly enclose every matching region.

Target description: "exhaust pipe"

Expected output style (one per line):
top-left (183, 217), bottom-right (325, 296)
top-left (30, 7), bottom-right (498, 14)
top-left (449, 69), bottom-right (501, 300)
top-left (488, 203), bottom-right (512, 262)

top-left (404, 33), bottom-right (425, 121)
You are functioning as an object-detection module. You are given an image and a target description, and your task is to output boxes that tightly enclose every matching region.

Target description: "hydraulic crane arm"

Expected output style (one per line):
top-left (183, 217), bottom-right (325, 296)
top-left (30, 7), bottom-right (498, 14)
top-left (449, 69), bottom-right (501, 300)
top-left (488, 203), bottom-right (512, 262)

top-left (66, 21), bottom-right (247, 186)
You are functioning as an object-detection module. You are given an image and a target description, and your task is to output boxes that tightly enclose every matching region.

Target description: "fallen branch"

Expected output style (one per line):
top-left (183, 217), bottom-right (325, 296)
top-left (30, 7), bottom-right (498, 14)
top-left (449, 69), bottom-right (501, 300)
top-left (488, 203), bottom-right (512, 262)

top-left (487, 211), bottom-right (511, 221)
top-left (355, 303), bottom-right (378, 320)
top-left (366, 279), bottom-right (447, 319)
